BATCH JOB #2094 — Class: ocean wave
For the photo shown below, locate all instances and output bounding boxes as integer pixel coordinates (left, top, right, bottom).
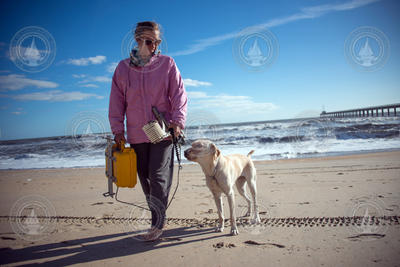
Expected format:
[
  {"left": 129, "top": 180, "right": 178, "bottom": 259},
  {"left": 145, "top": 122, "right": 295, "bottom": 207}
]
[{"left": 1, "top": 116, "right": 399, "bottom": 169}]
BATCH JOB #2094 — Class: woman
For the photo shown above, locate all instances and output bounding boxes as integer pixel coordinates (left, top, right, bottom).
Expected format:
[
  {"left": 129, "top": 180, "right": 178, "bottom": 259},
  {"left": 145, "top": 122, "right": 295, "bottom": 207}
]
[{"left": 108, "top": 21, "right": 187, "bottom": 241}]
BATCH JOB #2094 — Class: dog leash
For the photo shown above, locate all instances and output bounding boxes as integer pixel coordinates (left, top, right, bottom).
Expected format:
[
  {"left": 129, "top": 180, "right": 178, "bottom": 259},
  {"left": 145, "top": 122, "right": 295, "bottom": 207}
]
[{"left": 115, "top": 131, "right": 182, "bottom": 211}]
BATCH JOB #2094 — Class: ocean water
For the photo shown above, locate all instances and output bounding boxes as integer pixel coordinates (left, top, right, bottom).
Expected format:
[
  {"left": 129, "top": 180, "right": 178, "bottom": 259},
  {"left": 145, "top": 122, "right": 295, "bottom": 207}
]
[{"left": 0, "top": 116, "right": 399, "bottom": 170}]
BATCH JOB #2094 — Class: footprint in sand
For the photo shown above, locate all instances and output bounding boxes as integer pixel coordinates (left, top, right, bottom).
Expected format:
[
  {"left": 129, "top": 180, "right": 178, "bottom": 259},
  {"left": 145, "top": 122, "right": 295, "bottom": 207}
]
[
  {"left": 91, "top": 202, "right": 114, "bottom": 206},
  {"left": 347, "top": 233, "right": 385, "bottom": 241},
  {"left": 244, "top": 240, "right": 285, "bottom": 248},
  {"left": 213, "top": 242, "right": 236, "bottom": 249},
  {"left": 1, "top": 236, "right": 16, "bottom": 240}
]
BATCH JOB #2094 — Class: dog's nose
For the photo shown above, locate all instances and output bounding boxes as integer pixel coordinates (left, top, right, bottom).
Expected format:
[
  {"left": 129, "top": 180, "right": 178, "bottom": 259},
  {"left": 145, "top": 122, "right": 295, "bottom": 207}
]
[{"left": 184, "top": 149, "right": 193, "bottom": 159}]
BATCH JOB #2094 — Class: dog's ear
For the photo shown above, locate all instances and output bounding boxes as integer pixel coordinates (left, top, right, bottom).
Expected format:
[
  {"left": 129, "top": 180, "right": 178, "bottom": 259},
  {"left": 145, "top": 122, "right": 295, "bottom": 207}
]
[{"left": 210, "top": 143, "right": 220, "bottom": 158}]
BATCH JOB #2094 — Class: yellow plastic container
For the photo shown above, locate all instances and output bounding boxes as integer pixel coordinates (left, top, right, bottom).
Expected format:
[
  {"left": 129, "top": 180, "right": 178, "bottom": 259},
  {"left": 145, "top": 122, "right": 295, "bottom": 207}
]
[{"left": 105, "top": 141, "right": 137, "bottom": 188}]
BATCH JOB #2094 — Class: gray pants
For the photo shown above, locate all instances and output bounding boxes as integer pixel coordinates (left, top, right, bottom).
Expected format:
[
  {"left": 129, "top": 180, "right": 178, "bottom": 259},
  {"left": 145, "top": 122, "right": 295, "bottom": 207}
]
[{"left": 130, "top": 140, "right": 174, "bottom": 229}]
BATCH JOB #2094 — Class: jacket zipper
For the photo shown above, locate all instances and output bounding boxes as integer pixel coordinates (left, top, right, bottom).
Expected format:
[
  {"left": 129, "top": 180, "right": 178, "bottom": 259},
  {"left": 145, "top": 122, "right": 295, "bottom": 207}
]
[{"left": 141, "top": 68, "right": 149, "bottom": 124}]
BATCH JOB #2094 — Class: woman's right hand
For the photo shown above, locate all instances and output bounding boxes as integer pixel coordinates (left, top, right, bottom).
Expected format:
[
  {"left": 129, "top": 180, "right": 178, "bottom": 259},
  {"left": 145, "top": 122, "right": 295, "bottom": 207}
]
[{"left": 114, "top": 133, "right": 126, "bottom": 145}]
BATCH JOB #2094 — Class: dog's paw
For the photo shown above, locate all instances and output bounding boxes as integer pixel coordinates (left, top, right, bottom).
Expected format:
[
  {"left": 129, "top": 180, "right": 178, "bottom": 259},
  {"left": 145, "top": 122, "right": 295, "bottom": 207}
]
[
  {"left": 230, "top": 228, "right": 239, "bottom": 236},
  {"left": 215, "top": 226, "right": 224, "bottom": 232}
]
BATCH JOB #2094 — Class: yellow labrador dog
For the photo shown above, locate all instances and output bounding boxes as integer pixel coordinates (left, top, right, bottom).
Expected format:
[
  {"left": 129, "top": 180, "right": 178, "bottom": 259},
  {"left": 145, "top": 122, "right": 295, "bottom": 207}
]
[{"left": 184, "top": 139, "right": 260, "bottom": 235}]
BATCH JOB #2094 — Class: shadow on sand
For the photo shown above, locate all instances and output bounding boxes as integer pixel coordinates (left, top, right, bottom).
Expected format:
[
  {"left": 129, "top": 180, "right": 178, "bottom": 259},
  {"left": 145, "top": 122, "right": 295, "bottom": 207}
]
[{"left": 0, "top": 226, "right": 227, "bottom": 266}]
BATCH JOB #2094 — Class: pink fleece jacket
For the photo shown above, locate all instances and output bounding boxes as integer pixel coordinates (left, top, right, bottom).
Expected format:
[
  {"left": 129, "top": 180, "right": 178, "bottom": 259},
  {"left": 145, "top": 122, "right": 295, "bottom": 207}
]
[{"left": 108, "top": 54, "right": 187, "bottom": 144}]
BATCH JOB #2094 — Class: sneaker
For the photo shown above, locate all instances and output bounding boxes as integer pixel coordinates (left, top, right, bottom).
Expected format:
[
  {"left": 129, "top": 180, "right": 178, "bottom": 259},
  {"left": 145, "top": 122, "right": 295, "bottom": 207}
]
[
  {"left": 142, "top": 228, "right": 163, "bottom": 241},
  {"left": 146, "top": 226, "right": 157, "bottom": 233}
]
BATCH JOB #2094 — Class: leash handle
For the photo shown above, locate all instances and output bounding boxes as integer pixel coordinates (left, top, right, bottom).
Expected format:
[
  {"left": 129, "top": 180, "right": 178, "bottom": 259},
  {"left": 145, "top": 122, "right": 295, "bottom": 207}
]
[{"left": 169, "top": 128, "right": 182, "bottom": 170}]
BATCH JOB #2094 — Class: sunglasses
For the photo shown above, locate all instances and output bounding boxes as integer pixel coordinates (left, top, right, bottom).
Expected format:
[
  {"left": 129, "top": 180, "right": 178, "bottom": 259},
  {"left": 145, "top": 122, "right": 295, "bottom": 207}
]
[{"left": 137, "top": 38, "right": 160, "bottom": 46}]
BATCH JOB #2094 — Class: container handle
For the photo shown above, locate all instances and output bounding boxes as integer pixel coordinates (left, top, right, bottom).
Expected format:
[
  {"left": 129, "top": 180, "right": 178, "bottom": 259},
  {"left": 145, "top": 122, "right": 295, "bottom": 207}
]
[{"left": 118, "top": 140, "right": 125, "bottom": 152}]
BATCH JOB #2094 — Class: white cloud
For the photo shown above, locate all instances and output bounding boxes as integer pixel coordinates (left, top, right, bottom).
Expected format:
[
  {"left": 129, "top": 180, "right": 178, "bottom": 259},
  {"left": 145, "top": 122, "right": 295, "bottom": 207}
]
[
  {"left": 91, "top": 76, "right": 111, "bottom": 83},
  {"left": 169, "top": 0, "right": 380, "bottom": 56},
  {"left": 80, "top": 83, "right": 99, "bottom": 88},
  {"left": 66, "top": 55, "right": 106, "bottom": 66},
  {"left": 73, "top": 74, "right": 112, "bottom": 88},
  {"left": 0, "top": 74, "right": 58, "bottom": 91},
  {"left": 72, "top": 74, "right": 86, "bottom": 78},
  {"left": 300, "top": 0, "right": 378, "bottom": 15},
  {"left": 107, "top": 62, "right": 119, "bottom": 73},
  {"left": 187, "top": 91, "right": 209, "bottom": 99},
  {"left": 188, "top": 90, "right": 278, "bottom": 115},
  {"left": 78, "top": 75, "right": 111, "bottom": 84},
  {"left": 8, "top": 90, "right": 104, "bottom": 101},
  {"left": 11, "top": 111, "right": 24, "bottom": 115},
  {"left": 183, "top": 78, "right": 212, "bottom": 87}
]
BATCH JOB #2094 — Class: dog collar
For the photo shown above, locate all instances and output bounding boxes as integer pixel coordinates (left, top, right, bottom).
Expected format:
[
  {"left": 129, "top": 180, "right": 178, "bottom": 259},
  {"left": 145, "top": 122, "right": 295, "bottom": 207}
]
[{"left": 210, "top": 156, "right": 221, "bottom": 179}]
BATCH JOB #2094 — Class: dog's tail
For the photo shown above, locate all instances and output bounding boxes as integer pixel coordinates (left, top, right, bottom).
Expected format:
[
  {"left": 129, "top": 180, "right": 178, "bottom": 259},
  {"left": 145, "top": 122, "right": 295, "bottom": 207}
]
[{"left": 247, "top": 150, "right": 255, "bottom": 157}]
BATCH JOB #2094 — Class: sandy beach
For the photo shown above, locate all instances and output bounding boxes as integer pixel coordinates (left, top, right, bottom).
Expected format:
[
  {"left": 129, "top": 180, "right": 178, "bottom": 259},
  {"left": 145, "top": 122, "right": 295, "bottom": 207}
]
[{"left": 0, "top": 150, "right": 399, "bottom": 266}]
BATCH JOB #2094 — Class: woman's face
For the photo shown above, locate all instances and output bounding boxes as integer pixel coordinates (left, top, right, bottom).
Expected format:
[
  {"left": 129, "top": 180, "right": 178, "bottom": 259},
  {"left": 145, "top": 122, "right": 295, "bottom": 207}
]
[{"left": 135, "top": 30, "right": 160, "bottom": 57}]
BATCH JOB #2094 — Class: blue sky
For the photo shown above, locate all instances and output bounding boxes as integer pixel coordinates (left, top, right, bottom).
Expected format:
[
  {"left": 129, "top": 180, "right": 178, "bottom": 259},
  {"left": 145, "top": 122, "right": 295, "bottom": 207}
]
[{"left": 0, "top": 0, "right": 399, "bottom": 140}]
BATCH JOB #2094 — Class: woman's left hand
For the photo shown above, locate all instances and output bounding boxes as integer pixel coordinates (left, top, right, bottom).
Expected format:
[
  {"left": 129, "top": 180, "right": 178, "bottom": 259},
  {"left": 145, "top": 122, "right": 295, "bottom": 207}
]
[{"left": 169, "top": 123, "right": 181, "bottom": 137}]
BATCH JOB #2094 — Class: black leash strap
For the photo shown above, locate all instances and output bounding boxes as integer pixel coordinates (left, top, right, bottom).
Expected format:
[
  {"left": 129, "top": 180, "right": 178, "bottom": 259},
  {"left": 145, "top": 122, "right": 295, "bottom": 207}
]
[
  {"left": 166, "top": 129, "right": 183, "bottom": 209},
  {"left": 115, "top": 130, "right": 182, "bottom": 211}
]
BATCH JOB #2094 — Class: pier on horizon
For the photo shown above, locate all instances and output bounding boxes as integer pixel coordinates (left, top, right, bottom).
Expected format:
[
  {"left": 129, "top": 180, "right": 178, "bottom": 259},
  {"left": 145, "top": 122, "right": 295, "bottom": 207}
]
[{"left": 320, "top": 103, "right": 400, "bottom": 118}]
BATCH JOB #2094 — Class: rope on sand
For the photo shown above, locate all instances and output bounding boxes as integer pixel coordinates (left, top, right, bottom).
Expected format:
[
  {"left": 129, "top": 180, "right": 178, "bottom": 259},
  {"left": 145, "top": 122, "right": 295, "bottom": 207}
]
[{"left": 0, "top": 215, "right": 399, "bottom": 228}]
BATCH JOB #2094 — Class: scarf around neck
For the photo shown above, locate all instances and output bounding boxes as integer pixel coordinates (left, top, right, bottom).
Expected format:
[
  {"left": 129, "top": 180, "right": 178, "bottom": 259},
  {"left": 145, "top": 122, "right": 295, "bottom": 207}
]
[{"left": 129, "top": 48, "right": 155, "bottom": 67}]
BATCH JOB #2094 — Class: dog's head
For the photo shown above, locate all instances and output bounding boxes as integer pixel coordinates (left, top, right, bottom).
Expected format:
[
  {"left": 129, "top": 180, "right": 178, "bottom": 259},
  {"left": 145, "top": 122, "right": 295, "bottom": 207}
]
[{"left": 184, "top": 139, "right": 220, "bottom": 163}]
